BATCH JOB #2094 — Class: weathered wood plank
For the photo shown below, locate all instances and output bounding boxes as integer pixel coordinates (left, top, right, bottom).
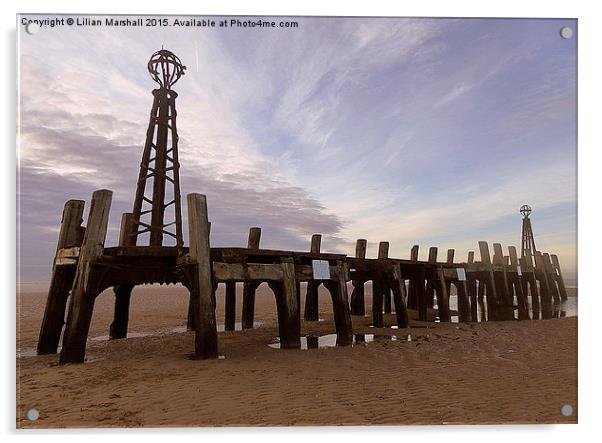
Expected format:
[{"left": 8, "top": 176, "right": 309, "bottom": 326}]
[
  {"left": 508, "top": 245, "right": 529, "bottom": 320},
  {"left": 269, "top": 260, "right": 300, "bottom": 348},
  {"left": 350, "top": 239, "right": 367, "bottom": 315},
  {"left": 304, "top": 234, "right": 322, "bottom": 321},
  {"left": 38, "top": 200, "right": 85, "bottom": 355},
  {"left": 242, "top": 227, "right": 261, "bottom": 329},
  {"left": 551, "top": 254, "right": 568, "bottom": 302},
  {"left": 60, "top": 190, "right": 112, "bottom": 364},
  {"left": 478, "top": 241, "right": 498, "bottom": 321},
  {"left": 187, "top": 193, "right": 218, "bottom": 359},
  {"left": 324, "top": 261, "right": 353, "bottom": 345},
  {"left": 407, "top": 245, "right": 419, "bottom": 310}
]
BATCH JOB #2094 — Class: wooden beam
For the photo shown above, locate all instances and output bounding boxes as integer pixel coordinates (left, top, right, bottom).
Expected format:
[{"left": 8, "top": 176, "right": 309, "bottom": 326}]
[
  {"left": 38, "top": 200, "right": 85, "bottom": 355},
  {"left": 60, "top": 190, "right": 112, "bottom": 364},
  {"left": 187, "top": 193, "right": 218, "bottom": 359}
]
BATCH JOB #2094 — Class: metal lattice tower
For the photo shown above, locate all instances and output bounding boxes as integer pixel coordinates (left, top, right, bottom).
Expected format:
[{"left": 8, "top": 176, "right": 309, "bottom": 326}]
[
  {"left": 130, "top": 49, "right": 186, "bottom": 249},
  {"left": 520, "top": 204, "right": 537, "bottom": 257}
]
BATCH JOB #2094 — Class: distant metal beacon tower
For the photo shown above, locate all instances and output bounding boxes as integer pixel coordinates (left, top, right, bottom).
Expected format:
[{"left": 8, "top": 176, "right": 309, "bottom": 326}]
[
  {"left": 130, "top": 49, "right": 187, "bottom": 249},
  {"left": 520, "top": 204, "right": 536, "bottom": 258}
]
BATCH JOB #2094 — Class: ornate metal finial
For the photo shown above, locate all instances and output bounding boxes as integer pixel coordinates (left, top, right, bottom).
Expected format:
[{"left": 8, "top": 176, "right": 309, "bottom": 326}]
[
  {"left": 520, "top": 204, "right": 532, "bottom": 219},
  {"left": 147, "top": 49, "right": 186, "bottom": 89}
]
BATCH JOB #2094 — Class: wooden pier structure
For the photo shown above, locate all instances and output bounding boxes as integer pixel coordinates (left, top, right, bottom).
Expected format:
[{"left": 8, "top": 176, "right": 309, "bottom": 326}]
[{"left": 36, "top": 49, "right": 570, "bottom": 364}]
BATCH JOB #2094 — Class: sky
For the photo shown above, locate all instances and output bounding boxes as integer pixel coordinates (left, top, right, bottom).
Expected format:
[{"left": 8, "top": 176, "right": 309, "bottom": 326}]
[{"left": 17, "top": 16, "right": 577, "bottom": 285}]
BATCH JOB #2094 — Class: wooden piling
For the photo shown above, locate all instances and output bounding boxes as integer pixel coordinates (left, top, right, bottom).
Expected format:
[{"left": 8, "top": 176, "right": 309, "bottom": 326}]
[
  {"left": 187, "top": 193, "right": 218, "bottom": 359},
  {"left": 304, "top": 234, "right": 322, "bottom": 321},
  {"left": 426, "top": 247, "right": 437, "bottom": 309},
  {"left": 416, "top": 266, "right": 427, "bottom": 322},
  {"left": 478, "top": 241, "right": 499, "bottom": 321},
  {"left": 371, "top": 241, "right": 389, "bottom": 327},
  {"left": 445, "top": 249, "right": 454, "bottom": 297},
  {"left": 324, "top": 261, "right": 353, "bottom": 345},
  {"left": 268, "top": 259, "right": 301, "bottom": 348},
  {"left": 241, "top": 227, "right": 261, "bottom": 329},
  {"left": 109, "top": 284, "right": 134, "bottom": 339},
  {"left": 224, "top": 281, "right": 236, "bottom": 331},
  {"left": 407, "top": 245, "right": 419, "bottom": 310},
  {"left": 350, "top": 239, "right": 367, "bottom": 315},
  {"left": 379, "top": 242, "right": 392, "bottom": 314},
  {"left": 493, "top": 243, "right": 513, "bottom": 320},
  {"left": 109, "top": 213, "right": 137, "bottom": 340},
  {"left": 37, "top": 200, "right": 85, "bottom": 355},
  {"left": 543, "top": 253, "right": 562, "bottom": 304},
  {"left": 534, "top": 251, "right": 553, "bottom": 318},
  {"left": 508, "top": 246, "right": 529, "bottom": 320},
  {"left": 551, "top": 254, "right": 569, "bottom": 302},
  {"left": 466, "top": 251, "right": 478, "bottom": 322},
  {"left": 60, "top": 190, "right": 112, "bottom": 364},
  {"left": 522, "top": 251, "right": 540, "bottom": 319},
  {"left": 391, "top": 265, "right": 410, "bottom": 328}
]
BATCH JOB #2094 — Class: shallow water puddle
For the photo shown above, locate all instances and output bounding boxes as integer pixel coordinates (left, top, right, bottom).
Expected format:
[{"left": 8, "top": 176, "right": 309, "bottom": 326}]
[
  {"left": 91, "top": 321, "right": 264, "bottom": 342},
  {"left": 17, "top": 321, "right": 264, "bottom": 358},
  {"left": 268, "top": 333, "right": 411, "bottom": 350}
]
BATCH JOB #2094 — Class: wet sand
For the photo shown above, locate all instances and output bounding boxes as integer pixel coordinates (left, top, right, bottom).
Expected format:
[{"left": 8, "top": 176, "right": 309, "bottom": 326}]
[{"left": 17, "top": 285, "right": 578, "bottom": 427}]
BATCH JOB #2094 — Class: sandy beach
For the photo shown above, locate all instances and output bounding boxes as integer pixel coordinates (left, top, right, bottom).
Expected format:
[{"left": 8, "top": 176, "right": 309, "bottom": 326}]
[{"left": 16, "top": 285, "right": 578, "bottom": 428}]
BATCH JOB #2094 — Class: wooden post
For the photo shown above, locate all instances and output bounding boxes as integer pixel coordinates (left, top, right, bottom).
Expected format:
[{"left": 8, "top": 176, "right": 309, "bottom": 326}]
[
  {"left": 508, "top": 246, "right": 529, "bottom": 320},
  {"left": 434, "top": 268, "right": 451, "bottom": 322},
  {"left": 37, "top": 200, "right": 85, "bottom": 355},
  {"left": 242, "top": 227, "right": 261, "bottom": 329},
  {"left": 426, "top": 247, "right": 438, "bottom": 309},
  {"left": 304, "top": 234, "right": 322, "bottom": 321},
  {"left": 324, "top": 261, "right": 353, "bottom": 345},
  {"left": 416, "top": 266, "right": 427, "bottom": 322},
  {"left": 391, "top": 265, "right": 410, "bottom": 328},
  {"left": 551, "top": 254, "right": 569, "bottom": 302},
  {"left": 522, "top": 251, "right": 540, "bottom": 320},
  {"left": 493, "top": 243, "right": 513, "bottom": 320},
  {"left": 477, "top": 279, "right": 487, "bottom": 322},
  {"left": 445, "top": 249, "right": 454, "bottom": 296},
  {"left": 467, "top": 251, "right": 478, "bottom": 322},
  {"left": 224, "top": 282, "right": 236, "bottom": 331},
  {"left": 478, "top": 241, "right": 498, "bottom": 321},
  {"left": 60, "top": 190, "right": 112, "bottom": 364},
  {"left": 350, "top": 239, "right": 367, "bottom": 315},
  {"left": 187, "top": 193, "right": 218, "bottom": 359},
  {"left": 379, "top": 242, "right": 392, "bottom": 314},
  {"left": 544, "top": 253, "right": 562, "bottom": 304},
  {"left": 372, "top": 241, "right": 388, "bottom": 327},
  {"left": 407, "top": 245, "right": 419, "bottom": 310},
  {"left": 455, "top": 279, "right": 471, "bottom": 322},
  {"left": 269, "top": 259, "right": 300, "bottom": 348},
  {"left": 109, "top": 284, "right": 134, "bottom": 339},
  {"left": 109, "top": 213, "right": 136, "bottom": 340},
  {"left": 534, "top": 251, "right": 553, "bottom": 318}
]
